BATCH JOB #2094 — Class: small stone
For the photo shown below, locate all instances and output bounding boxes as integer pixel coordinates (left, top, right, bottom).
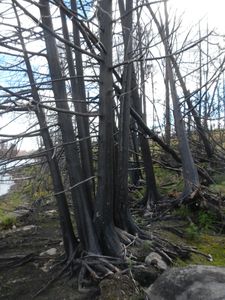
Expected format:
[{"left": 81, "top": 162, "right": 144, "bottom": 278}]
[
  {"left": 41, "top": 265, "right": 49, "bottom": 273},
  {"left": 45, "top": 210, "right": 57, "bottom": 216},
  {"left": 145, "top": 252, "right": 167, "bottom": 271},
  {"left": 22, "top": 225, "right": 37, "bottom": 231},
  {"left": 40, "top": 248, "right": 57, "bottom": 256}
]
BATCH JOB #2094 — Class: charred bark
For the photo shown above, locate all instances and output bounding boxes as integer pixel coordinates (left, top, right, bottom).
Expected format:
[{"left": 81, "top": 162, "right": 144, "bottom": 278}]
[
  {"left": 94, "top": 0, "right": 122, "bottom": 257},
  {"left": 39, "top": 0, "right": 100, "bottom": 254}
]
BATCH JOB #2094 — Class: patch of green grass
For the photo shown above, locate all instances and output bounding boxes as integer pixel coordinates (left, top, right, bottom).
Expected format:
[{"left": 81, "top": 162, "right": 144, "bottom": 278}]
[
  {"left": 0, "top": 215, "right": 16, "bottom": 230},
  {"left": 173, "top": 205, "right": 190, "bottom": 218},
  {"left": 195, "top": 234, "right": 225, "bottom": 266},
  {"left": 175, "top": 234, "right": 225, "bottom": 267},
  {"left": 198, "top": 210, "right": 216, "bottom": 231},
  {"left": 0, "top": 193, "right": 22, "bottom": 223},
  {"left": 154, "top": 165, "right": 183, "bottom": 195},
  {"left": 210, "top": 182, "right": 225, "bottom": 195},
  {"left": 185, "top": 223, "right": 200, "bottom": 241},
  {"left": 173, "top": 206, "right": 216, "bottom": 233},
  {"left": 0, "top": 164, "right": 52, "bottom": 224},
  {"left": 209, "top": 172, "right": 225, "bottom": 195}
]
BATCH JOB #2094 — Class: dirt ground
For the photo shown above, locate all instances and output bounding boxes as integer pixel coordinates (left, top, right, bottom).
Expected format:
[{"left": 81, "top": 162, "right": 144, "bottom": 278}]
[
  {"left": 0, "top": 200, "right": 100, "bottom": 300},
  {"left": 1, "top": 193, "right": 225, "bottom": 300}
]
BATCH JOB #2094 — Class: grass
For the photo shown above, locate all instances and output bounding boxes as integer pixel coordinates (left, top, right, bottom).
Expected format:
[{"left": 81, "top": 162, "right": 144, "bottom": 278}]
[
  {"left": 0, "top": 193, "right": 23, "bottom": 223},
  {"left": 0, "top": 215, "right": 16, "bottom": 230},
  {"left": 0, "top": 164, "right": 52, "bottom": 224},
  {"left": 208, "top": 172, "right": 225, "bottom": 195},
  {"left": 154, "top": 165, "right": 183, "bottom": 195},
  {"left": 174, "top": 233, "right": 225, "bottom": 267}
]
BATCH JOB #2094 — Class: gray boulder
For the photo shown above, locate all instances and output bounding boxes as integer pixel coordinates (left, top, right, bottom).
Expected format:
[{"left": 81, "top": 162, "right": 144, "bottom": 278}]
[{"left": 146, "top": 265, "right": 225, "bottom": 300}]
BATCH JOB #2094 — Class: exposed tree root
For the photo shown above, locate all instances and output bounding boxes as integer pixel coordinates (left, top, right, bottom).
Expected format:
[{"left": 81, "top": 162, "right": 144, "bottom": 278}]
[
  {"left": 31, "top": 225, "right": 202, "bottom": 298},
  {"left": 0, "top": 253, "right": 35, "bottom": 269}
]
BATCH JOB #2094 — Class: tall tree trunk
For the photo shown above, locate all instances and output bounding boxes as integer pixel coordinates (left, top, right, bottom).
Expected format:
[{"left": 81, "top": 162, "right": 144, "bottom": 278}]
[
  {"left": 114, "top": 0, "right": 139, "bottom": 233},
  {"left": 170, "top": 56, "right": 213, "bottom": 158},
  {"left": 164, "top": 0, "right": 171, "bottom": 145},
  {"left": 148, "top": 4, "right": 200, "bottom": 196},
  {"left": 13, "top": 1, "right": 78, "bottom": 258},
  {"left": 168, "top": 62, "right": 200, "bottom": 196},
  {"left": 118, "top": 0, "right": 160, "bottom": 210},
  {"left": 60, "top": 4, "right": 94, "bottom": 208},
  {"left": 166, "top": 4, "right": 212, "bottom": 158},
  {"left": 39, "top": 0, "right": 100, "bottom": 254},
  {"left": 132, "top": 80, "right": 160, "bottom": 206},
  {"left": 94, "top": 0, "right": 122, "bottom": 256}
]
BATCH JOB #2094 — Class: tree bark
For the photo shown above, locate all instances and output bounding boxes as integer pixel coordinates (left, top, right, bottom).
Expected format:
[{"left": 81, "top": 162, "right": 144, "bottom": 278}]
[
  {"left": 94, "top": 0, "right": 122, "bottom": 256},
  {"left": 13, "top": 1, "right": 78, "bottom": 258},
  {"left": 39, "top": 0, "right": 100, "bottom": 254},
  {"left": 147, "top": 4, "right": 200, "bottom": 197}
]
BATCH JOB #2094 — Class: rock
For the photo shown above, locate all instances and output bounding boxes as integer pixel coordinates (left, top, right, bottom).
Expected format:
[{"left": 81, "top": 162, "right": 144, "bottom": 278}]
[
  {"left": 145, "top": 252, "right": 167, "bottom": 271},
  {"left": 132, "top": 265, "right": 160, "bottom": 286},
  {"left": 40, "top": 248, "right": 57, "bottom": 256},
  {"left": 9, "top": 209, "right": 30, "bottom": 219},
  {"left": 146, "top": 265, "right": 225, "bottom": 300},
  {"left": 45, "top": 209, "right": 57, "bottom": 217},
  {"left": 40, "top": 259, "right": 54, "bottom": 272},
  {"left": 21, "top": 225, "right": 37, "bottom": 231},
  {"left": 15, "top": 205, "right": 30, "bottom": 211}
]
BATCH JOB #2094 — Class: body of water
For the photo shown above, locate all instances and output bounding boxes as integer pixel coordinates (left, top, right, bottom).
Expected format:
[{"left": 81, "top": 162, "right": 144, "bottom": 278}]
[
  {"left": 0, "top": 158, "right": 35, "bottom": 196},
  {"left": 0, "top": 173, "right": 14, "bottom": 196}
]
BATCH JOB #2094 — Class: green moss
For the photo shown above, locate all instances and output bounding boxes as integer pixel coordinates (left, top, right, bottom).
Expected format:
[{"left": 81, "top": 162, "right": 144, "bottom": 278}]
[
  {"left": 210, "top": 182, "right": 225, "bottom": 195},
  {"left": 192, "top": 234, "right": 225, "bottom": 266},
  {"left": 174, "top": 234, "right": 225, "bottom": 267}
]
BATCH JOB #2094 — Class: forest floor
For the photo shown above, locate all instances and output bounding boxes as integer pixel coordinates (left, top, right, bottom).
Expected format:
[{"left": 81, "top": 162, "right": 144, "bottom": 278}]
[
  {"left": 0, "top": 196, "right": 98, "bottom": 300},
  {"left": 0, "top": 174, "right": 225, "bottom": 299}
]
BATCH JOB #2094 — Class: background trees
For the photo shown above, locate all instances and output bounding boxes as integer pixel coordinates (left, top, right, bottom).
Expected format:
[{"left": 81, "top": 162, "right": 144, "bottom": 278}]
[{"left": 0, "top": 0, "right": 225, "bottom": 276}]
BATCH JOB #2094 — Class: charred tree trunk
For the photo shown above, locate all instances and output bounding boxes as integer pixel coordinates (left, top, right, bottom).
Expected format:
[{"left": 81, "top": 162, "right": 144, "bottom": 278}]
[
  {"left": 164, "top": 0, "right": 171, "bottom": 146},
  {"left": 132, "top": 82, "right": 160, "bottom": 206},
  {"left": 94, "top": 0, "right": 122, "bottom": 256},
  {"left": 114, "top": 0, "right": 137, "bottom": 233},
  {"left": 148, "top": 4, "right": 200, "bottom": 197},
  {"left": 39, "top": 0, "right": 100, "bottom": 254},
  {"left": 60, "top": 4, "right": 94, "bottom": 208},
  {"left": 170, "top": 56, "right": 213, "bottom": 158},
  {"left": 118, "top": 0, "right": 160, "bottom": 210},
  {"left": 12, "top": 1, "right": 78, "bottom": 258},
  {"left": 169, "top": 64, "right": 200, "bottom": 196}
]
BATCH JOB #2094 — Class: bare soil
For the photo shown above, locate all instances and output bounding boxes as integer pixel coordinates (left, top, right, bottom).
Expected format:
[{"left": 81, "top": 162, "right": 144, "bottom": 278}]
[{"left": 0, "top": 200, "right": 99, "bottom": 300}]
